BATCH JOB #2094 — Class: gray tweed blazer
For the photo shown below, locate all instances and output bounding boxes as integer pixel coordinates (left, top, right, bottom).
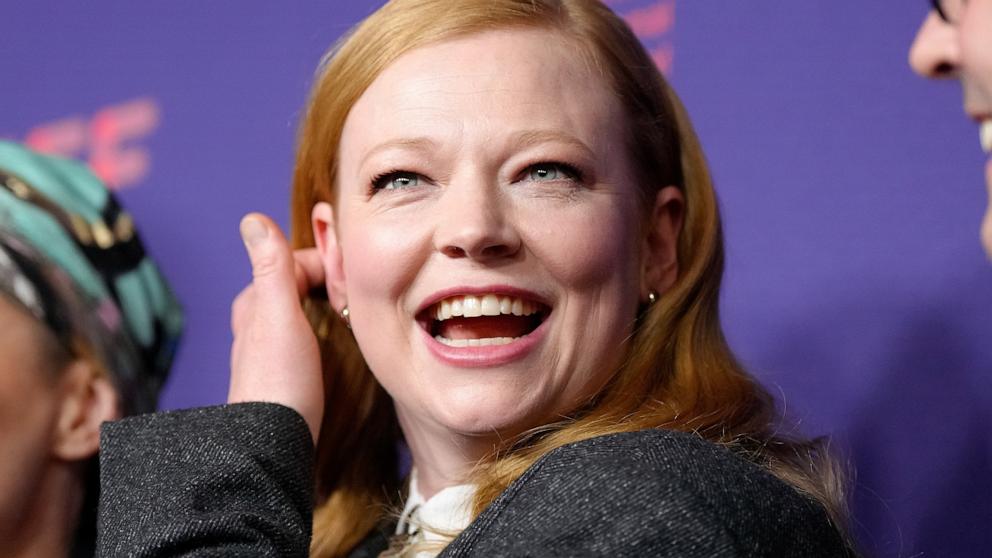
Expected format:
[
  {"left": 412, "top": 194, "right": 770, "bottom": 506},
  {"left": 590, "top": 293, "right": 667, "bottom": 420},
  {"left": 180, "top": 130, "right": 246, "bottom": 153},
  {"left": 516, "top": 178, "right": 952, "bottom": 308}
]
[{"left": 97, "top": 403, "right": 852, "bottom": 557}]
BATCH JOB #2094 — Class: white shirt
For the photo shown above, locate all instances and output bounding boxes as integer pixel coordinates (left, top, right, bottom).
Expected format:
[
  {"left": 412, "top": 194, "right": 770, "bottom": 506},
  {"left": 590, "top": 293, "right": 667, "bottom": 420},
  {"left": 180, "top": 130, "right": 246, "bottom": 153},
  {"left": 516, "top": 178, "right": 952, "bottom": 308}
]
[{"left": 395, "top": 471, "right": 476, "bottom": 557}]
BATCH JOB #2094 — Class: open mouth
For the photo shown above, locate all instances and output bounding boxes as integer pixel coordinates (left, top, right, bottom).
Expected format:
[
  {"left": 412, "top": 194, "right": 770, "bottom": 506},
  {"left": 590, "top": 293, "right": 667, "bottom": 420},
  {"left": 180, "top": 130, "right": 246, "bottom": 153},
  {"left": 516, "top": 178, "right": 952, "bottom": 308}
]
[{"left": 418, "top": 293, "right": 551, "bottom": 348}]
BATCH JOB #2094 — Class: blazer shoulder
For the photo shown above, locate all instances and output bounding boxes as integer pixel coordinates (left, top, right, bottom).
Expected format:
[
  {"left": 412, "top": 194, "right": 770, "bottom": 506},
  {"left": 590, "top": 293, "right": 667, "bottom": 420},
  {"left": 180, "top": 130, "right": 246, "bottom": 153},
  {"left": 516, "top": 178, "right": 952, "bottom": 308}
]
[
  {"left": 546, "top": 429, "right": 843, "bottom": 540},
  {"left": 539, "top": 428, "right": 782, "bottom": 490},
  {"left": 446, "top": 429, "right": 851, "bottom": 557}
]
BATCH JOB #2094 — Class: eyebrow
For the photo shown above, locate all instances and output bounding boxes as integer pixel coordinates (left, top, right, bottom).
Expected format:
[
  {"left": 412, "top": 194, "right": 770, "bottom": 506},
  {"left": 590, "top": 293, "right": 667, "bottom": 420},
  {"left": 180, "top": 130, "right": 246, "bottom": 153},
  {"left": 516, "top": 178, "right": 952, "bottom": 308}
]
[
  {"left": 358, "top": 137, "right": 440, "bottom": 170},
  {"left": 358, "top": 129, "right": 596, "bottom": 169},
  {"left": 509, "top": 130, "right": 595, "bottom": 160}
]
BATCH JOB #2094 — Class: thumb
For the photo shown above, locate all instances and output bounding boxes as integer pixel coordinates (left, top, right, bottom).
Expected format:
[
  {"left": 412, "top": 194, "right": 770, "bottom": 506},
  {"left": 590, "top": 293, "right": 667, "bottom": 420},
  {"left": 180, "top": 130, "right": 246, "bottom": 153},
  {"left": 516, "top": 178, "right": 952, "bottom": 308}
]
[{"left": 239, "top": 213, "right": 298, "bottom": 309}]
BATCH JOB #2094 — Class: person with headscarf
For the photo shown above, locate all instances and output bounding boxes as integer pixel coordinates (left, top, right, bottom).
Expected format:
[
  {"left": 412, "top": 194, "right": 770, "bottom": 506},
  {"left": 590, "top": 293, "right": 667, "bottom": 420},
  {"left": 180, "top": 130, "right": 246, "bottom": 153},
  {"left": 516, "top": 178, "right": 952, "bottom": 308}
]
[{"left": 0, "top": 140, "right": 182, "bottom": 557}]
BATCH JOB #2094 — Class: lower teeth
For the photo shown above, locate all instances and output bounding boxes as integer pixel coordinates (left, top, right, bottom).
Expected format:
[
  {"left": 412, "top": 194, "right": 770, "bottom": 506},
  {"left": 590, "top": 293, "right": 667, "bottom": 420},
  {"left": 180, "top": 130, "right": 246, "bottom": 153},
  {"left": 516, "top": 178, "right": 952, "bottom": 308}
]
[{"left": 435, "top": 335, "right": 518, "bottom": 347}]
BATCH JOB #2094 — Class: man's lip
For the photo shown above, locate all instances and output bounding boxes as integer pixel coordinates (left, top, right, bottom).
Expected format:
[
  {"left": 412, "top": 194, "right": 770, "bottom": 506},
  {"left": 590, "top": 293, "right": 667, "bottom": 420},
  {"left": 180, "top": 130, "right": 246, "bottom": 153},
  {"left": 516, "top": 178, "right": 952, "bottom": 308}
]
[{"left": 415, "top": 285, "right": 551, "bottom": 316}]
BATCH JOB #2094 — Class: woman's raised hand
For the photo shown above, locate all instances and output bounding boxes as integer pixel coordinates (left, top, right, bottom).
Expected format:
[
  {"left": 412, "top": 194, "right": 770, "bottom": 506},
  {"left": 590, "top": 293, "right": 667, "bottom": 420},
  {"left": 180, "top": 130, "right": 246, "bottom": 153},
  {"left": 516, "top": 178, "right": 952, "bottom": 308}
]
[{"left": 229, "top": 213, "right": 324, "bottom": 443}]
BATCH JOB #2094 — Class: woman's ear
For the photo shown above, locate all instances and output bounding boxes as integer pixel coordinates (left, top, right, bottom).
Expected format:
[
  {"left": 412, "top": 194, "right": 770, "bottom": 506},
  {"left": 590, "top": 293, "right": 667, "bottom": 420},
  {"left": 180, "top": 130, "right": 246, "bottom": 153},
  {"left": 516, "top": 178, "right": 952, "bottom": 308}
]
[
  {"left": 641, "top": 185, "right": 685, "bottom": 298},
  {"left": 311, "top": 202, "right": 348, "bottom": 313},
  {"left": 51, "top": 359, "right": 119, "bottom": 462}
]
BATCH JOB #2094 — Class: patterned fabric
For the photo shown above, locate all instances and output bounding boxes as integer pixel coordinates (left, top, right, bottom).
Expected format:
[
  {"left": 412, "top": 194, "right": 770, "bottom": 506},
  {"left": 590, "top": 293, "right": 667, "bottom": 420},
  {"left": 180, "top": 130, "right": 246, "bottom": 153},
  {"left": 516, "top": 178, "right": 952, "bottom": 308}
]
[
  {"left": 0, "top": 140, "right": 182, "bottom": 414},
  {"left": 0, "top": 238, "right": 48, "bottom": 322}
]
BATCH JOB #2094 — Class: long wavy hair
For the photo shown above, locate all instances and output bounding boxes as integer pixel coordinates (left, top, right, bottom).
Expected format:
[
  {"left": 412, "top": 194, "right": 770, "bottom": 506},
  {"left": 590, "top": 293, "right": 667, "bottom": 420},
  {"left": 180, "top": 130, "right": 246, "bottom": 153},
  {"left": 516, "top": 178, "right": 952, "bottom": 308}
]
[{"left": 290, "top": 1, "right": 848, "bottom": 555}]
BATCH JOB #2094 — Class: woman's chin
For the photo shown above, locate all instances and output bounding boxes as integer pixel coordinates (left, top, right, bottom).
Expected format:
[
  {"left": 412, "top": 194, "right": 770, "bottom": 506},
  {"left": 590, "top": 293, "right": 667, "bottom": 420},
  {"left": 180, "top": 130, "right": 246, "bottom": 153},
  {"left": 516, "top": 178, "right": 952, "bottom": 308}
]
[{"left": 426, "top": 388, "right": 550, "bottom": 441}]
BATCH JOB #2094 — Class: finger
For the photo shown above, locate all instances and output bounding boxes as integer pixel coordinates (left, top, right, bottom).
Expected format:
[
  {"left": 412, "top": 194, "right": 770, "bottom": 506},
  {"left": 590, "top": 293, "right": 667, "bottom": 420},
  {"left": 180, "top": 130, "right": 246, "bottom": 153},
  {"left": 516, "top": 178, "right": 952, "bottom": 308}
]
[
  {"left": 293, "top": 248, "right": 326, "bottom": 298},
  {"left": 239, "top": 213, "right": 299, "bottom": 312}
]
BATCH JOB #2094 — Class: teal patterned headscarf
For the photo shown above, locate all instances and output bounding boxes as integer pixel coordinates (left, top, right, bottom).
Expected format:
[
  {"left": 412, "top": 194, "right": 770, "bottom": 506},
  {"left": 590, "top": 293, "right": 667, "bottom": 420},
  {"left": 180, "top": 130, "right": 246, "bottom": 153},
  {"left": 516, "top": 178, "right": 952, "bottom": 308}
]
[{"left": 0, "top": 140, "right": 182, "bottom": 414}]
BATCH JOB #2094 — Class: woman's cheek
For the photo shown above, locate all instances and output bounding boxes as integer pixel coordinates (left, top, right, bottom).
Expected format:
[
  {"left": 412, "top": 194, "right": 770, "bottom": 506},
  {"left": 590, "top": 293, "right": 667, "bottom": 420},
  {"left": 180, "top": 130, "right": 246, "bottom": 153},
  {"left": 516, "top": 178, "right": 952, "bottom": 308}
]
[
  {"left": 341, "top": 215, "right": 428, "bottom": 304},
  {"left": 339, "top": 217, "right": 430, "bottom": 390},
  {"left": 525, "top": 203, "right": 638, "bottom": 289}
]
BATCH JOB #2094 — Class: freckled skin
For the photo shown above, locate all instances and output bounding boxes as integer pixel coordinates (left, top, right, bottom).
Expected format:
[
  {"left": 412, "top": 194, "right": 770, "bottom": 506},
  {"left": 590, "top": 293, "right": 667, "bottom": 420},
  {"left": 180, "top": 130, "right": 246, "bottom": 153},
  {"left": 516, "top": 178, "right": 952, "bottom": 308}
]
[
  {"left": 910, "top": 1, "right": 992, "bottom": 256},
  {"left": 325, "top": 29, "right": 655, "bottom": 491}
]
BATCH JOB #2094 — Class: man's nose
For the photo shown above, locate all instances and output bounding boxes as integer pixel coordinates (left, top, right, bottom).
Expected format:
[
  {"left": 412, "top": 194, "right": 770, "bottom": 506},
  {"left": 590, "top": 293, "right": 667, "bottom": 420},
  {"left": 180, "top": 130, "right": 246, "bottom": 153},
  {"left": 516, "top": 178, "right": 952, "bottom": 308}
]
[{"left": 909, "top": 11, "right": 961, "bottom": 79}]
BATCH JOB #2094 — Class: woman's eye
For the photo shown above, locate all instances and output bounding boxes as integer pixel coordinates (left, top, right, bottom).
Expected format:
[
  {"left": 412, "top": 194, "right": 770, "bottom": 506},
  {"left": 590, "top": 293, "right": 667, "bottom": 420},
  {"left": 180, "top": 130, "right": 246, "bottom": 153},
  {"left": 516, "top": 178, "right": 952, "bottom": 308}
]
[
  {"left": 372, "top": 171, "right": 421, "bottom": 191},
  {"left": 525, "top": 163, "right": 580, "bottom": 183}
]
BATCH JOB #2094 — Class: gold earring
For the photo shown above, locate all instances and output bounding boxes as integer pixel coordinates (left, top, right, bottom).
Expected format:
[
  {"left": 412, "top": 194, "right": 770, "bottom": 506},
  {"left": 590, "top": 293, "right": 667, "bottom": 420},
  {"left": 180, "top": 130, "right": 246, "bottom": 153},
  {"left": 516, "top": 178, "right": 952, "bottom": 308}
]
[
  {"left": 647, "top": 291, "right": 658, "bottom": 305},
  {"left": 341, "top": 306, "right": 351, "bottom": 328}
]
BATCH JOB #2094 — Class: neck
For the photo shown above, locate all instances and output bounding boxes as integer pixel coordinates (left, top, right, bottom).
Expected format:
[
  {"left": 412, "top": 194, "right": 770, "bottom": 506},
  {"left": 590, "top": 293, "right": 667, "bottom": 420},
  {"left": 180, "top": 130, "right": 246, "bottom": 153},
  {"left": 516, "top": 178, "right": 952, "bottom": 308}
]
[
  {"left": 0, "top": 461, "right": 83, "bottom": 558},
  {"left": 397, "top": 409, "right": 499, "bottom": 500}
]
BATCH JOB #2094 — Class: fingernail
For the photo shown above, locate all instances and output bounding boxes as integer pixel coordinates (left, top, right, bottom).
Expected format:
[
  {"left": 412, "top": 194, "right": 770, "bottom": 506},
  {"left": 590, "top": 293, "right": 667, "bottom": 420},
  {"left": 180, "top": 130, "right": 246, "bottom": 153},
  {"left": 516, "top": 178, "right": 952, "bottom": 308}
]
[{"left": 240, "top": 216, "right": 268, "bottom": 247}]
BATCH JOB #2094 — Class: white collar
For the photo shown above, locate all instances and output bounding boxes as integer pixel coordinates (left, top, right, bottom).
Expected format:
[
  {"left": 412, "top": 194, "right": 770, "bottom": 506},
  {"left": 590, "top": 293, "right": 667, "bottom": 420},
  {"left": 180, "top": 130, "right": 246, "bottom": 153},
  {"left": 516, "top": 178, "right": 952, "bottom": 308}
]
[{"left": 396, "top": 470, "right": 476, "bottom": 546}]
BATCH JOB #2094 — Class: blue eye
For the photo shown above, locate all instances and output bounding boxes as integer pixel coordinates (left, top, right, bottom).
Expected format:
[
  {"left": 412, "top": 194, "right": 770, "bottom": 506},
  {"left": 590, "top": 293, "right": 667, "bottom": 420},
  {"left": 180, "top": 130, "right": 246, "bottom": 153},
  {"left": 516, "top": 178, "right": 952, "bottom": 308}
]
[
  {"left": 526, "top": 163, "right": 580, "bottom": 182},
  {"left": 371, "top": 171, "right": 421, "bottom": 191}
]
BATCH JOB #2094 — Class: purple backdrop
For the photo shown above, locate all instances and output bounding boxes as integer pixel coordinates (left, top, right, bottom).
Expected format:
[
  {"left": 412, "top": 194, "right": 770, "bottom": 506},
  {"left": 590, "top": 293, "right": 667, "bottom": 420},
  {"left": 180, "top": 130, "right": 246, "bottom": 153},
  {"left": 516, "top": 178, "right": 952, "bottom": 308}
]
[{"left": 4, "top": 1, "right": 990, "bottom": 555}]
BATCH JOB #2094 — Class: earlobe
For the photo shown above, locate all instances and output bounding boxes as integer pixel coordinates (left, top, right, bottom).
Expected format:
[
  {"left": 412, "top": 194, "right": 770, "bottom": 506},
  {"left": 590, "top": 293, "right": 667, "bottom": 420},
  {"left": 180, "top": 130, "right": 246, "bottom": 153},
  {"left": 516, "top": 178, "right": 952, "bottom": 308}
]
[
  {"left": 311, "top": 202, "right": 348, "bottom": 313},
  {"left": 51, "top": 359, "right": 120, "bottom": 462},
  {"left": 641, "top": 185, "right": 684, "bottom": 299}
]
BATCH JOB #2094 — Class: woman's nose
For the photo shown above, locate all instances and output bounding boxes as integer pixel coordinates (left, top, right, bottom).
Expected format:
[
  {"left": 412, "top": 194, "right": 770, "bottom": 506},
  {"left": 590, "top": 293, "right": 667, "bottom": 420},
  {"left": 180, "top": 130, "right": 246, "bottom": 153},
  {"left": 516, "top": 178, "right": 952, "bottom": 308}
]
[
  {"left": 433, "top": 183, "right": 522, "bottom": 261},
  {"left": 909, "top": 11, "right": 961, "bottom": 79}
]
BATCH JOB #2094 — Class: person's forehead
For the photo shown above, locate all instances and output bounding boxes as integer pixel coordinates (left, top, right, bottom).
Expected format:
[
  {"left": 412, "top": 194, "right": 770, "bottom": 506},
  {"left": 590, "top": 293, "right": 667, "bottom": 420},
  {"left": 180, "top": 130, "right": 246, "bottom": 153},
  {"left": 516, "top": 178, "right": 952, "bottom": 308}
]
[{"left": 344, "top": 28, "right": 621, "bottom": 141}]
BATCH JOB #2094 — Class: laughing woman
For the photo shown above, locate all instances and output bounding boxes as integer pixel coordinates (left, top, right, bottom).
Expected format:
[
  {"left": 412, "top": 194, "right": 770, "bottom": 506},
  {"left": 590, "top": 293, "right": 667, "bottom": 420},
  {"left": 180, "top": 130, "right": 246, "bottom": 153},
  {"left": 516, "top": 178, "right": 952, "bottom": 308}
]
[{"left": 98, "top": 1, "right": 854, "bottom": 556}]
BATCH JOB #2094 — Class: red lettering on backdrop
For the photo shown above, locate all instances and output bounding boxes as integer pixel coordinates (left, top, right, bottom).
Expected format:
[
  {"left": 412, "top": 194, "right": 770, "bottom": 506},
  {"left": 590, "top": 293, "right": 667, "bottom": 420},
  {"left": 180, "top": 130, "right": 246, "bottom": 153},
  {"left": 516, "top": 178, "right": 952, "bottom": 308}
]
[
  {"left": 612, "top": 0, "right": 676, "bottom": 75},
  {"left": 90, "top": 99, "right": 159, "bottom": 189},
  {"left": 625, "top": 1, "right": 674, "bottom": 36},
  {"left": 24, "top": 118, "right": 87, "bottom": 157},
  {"left": 23, "top": 97, "right": 160, "bottom": 190}
]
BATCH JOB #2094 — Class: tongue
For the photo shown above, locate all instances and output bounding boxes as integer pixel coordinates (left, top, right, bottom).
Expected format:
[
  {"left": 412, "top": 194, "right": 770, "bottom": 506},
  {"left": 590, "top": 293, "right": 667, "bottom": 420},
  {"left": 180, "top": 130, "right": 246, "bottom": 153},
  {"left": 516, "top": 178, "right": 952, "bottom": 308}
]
[{"left": 437, "top": 315, "right": 536, "bottom": 340}]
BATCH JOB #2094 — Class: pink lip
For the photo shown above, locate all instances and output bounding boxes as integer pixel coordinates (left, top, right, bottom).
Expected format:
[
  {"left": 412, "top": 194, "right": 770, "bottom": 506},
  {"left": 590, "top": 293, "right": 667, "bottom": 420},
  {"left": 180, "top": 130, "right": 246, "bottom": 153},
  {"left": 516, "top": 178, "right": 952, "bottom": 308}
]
[
  {"left": 420, "top": 312, "right": 550, "bottom": 368},
  {"left": 415, "top": 284, "right": 551, "bottom": 316}
]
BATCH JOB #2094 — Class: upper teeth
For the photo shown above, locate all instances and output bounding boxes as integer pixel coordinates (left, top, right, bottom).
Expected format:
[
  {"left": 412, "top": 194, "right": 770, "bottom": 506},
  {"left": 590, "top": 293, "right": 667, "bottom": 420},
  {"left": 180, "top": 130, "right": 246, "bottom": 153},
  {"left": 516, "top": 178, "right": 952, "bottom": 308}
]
[
  {"left": 982, "top": 121, "right": 992, "bottom": 154},
  {"left": 433, "top": 294, "right": 540, "bottom": 321}
]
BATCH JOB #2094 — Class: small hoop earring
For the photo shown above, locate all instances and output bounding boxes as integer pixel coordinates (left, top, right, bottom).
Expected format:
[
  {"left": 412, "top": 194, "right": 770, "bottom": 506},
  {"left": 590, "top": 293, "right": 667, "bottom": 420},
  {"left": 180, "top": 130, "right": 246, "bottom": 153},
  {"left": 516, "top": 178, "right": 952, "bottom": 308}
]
[
  {"left": 341, "top": 306, "right": 351, "bottom": 329},
  {"left": 647, "top": 291, "right": 658, "bottom": 305}
]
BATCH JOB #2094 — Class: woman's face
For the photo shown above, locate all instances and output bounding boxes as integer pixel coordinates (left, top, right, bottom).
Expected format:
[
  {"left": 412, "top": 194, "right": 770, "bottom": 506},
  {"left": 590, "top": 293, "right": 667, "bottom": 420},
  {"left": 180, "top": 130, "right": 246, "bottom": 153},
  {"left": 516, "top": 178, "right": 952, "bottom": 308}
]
[{"left": 320, "top": 28, "right": 674, "bottom": 446}]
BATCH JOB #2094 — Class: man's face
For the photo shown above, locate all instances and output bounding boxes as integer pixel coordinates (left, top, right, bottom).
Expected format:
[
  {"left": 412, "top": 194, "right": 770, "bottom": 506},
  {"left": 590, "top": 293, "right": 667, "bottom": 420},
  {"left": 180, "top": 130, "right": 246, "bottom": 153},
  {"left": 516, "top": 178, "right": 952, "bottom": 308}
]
[{"left": 910, "top": 1, "right": 992, "bottom": 257}]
